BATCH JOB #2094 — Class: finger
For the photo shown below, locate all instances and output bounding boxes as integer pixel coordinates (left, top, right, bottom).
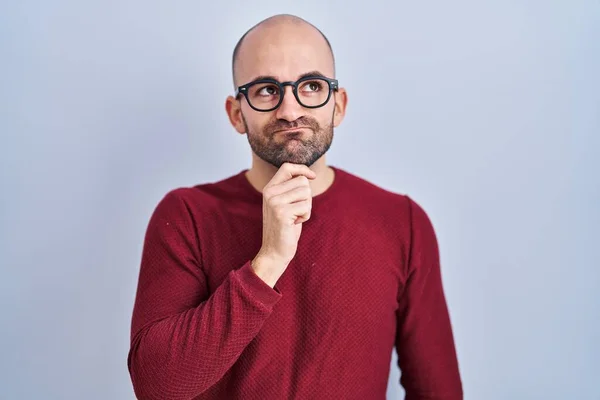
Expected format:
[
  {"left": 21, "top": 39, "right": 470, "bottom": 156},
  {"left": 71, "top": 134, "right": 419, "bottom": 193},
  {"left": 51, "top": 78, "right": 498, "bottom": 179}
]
[
  {"left": 270, "top": 185, "right": 312, "bottom": 205},
  {"left": 266, "top": 175, "right": 311, "bottom": 197},
  {"left": 288, "top": 199, "right": 311, "bottom": 224},
  {"left": 268, "top": 162, "right": 317, "bottom": 187}
]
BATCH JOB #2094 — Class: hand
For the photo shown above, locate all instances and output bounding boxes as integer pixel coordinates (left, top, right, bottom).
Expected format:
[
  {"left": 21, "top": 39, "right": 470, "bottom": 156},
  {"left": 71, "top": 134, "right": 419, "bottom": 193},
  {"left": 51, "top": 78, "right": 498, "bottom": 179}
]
[{"left": 251, "top": 162, "right": 317, "bottom": 287}]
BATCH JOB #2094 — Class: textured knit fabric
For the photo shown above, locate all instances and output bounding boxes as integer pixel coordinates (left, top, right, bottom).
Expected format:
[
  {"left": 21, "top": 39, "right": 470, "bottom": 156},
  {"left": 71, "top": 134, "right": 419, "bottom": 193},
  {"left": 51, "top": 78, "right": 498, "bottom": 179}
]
[{"left": 127, "top": 165, "right": 463, "bottom": 400}]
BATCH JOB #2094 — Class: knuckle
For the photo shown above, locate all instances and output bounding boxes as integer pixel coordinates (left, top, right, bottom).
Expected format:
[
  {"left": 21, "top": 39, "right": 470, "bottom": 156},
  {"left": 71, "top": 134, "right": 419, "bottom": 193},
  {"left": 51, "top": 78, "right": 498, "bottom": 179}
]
[
  {"left": 266, "top": 194, "right": 279, "bottom": 206},
  {"left": 274, "top": 205, "right": 286, "bottom": 219}
]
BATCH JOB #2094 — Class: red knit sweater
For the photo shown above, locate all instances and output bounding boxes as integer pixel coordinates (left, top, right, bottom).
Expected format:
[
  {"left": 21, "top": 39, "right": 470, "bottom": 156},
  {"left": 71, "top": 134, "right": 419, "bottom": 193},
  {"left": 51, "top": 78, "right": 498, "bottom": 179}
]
[{"left": 127, "top": 166, "right": 462, "bottom": 400}]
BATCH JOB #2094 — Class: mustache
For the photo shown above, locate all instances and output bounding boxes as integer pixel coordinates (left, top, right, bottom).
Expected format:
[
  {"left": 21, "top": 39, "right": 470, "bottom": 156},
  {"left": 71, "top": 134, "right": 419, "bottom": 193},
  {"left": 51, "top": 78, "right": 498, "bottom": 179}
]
[{"left": 265, "top": 117, "right": 321, "bottom": 135}]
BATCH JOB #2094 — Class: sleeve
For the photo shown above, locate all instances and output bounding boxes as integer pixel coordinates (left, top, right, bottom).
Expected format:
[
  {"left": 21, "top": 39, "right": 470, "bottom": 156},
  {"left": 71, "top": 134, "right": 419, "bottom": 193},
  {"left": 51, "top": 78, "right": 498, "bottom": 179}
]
[
  {"left": 395, "top": 196, "right": 463, "bottom": 400},
  {"left": 127, "top": 189, "right": 282, "bottom": 400}
]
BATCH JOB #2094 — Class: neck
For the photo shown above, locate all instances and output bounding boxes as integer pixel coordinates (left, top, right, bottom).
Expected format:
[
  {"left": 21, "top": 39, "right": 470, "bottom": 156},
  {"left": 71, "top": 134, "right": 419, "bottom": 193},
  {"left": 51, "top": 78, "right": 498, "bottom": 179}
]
[{"left": 245, "top": 154, "right": 335, "bottom": 196}]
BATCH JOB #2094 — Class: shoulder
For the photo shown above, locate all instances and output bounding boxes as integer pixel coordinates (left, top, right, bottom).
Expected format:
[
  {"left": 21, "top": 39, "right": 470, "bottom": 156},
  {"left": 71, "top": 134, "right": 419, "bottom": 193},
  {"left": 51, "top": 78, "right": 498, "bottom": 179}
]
[
  {"left": 149, "top": 171, "right": 243, "bottom": 221},
  {"left": 334, "top": 165, "right": 435, "bottom": 227},
  {"left": 334, "top": 166, "right": 411, "bottom": 211}
]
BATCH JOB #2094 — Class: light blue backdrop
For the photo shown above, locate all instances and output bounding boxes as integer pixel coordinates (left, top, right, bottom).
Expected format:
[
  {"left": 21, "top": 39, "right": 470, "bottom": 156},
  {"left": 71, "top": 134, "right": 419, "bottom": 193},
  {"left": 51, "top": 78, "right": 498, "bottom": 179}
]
[{"left": 1, "top": 1, "right": 598, "bottom": 399}]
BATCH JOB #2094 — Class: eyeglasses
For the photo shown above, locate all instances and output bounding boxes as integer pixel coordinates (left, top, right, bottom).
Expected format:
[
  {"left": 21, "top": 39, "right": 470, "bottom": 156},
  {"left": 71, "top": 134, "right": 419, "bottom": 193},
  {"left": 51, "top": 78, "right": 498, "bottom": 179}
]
[{"left": 235, "top": 75, "right": 339, "bottom": 112}]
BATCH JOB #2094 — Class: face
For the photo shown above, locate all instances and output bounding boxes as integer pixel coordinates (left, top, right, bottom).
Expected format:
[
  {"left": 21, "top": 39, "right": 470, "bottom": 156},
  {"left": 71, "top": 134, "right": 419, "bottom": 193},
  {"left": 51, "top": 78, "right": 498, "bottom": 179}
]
[
  {"left": 226, "top": 21, "right": 347, "bottom": 168},
  {"left": 241, "top": 99, "right": 334, "bottom": 168}
]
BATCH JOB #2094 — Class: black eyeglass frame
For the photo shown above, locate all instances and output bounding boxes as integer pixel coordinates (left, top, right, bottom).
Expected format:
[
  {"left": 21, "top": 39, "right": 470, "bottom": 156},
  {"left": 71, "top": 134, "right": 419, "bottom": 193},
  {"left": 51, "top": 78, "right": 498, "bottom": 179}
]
[{"left": 235, "top": 75, "right": 339, "bottom": 112}]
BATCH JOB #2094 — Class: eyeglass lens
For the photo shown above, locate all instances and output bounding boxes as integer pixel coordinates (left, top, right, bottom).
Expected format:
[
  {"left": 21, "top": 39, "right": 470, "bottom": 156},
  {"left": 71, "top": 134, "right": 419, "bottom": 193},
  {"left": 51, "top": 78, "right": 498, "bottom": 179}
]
[{"left": 246, "top": 78, "right": 330, "bottom": 110}]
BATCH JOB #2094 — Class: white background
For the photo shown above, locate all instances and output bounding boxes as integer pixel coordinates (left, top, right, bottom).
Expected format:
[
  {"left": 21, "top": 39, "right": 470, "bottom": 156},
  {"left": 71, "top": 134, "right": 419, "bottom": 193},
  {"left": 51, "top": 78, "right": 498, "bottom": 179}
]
[{"left": 1, "top": 1, "right": 598, "bottom": 399}]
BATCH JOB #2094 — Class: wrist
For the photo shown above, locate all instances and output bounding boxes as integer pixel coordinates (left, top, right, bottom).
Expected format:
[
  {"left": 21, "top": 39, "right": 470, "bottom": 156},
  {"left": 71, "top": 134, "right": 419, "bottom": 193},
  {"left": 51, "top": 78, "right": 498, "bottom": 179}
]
[{"left": 251, "top": 253, "right": 285, "bottom": 288}]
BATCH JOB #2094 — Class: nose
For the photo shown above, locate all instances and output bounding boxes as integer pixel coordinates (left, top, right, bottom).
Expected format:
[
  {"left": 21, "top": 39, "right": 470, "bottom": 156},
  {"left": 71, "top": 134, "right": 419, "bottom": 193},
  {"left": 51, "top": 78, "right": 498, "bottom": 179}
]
[{"left": 274, "top": 85, "right": 304, "bottom": 122}]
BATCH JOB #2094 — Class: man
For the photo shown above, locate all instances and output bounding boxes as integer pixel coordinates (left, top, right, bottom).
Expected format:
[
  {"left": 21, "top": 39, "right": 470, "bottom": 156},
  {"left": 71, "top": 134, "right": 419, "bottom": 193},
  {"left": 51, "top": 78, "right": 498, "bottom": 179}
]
[{"left": 127, "top": 14, "right": 463, "bottom": 400}]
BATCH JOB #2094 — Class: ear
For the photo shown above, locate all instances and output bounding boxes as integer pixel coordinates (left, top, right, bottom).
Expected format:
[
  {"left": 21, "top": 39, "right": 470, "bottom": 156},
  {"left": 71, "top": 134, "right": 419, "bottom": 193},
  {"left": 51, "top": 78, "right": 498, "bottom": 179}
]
[
  {"left": 332, "top": 88, "right": 348, "bottom": 128},
  {"left": 225, "top": 95, "right": 247, "bottom": 134}
]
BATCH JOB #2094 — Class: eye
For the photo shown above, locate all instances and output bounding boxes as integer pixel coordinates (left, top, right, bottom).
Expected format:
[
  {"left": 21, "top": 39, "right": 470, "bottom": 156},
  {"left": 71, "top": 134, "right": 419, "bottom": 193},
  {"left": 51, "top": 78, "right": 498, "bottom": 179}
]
[
  {"left": 257, "top": 85, "right": 279, "bottom": 96},
  {"left": 300, "top": 80, "right": 324, "bottom": 93}
]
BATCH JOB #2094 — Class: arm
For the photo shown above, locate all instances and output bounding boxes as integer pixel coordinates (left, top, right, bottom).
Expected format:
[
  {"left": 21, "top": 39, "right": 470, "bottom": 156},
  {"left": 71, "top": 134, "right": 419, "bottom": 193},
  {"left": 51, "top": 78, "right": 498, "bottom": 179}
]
[
  {"left": 127, "top": 190, "right": 282, "bottom": 400},
  {"left": 395, "top": 196, "right": 463, "bottom": 400}
]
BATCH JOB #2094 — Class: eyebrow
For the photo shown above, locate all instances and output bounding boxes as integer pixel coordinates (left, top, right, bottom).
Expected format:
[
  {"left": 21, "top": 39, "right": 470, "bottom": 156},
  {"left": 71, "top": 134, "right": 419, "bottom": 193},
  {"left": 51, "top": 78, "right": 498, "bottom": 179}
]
[{"left": 246, "top": 70, "right": 327, "bottom": 83}]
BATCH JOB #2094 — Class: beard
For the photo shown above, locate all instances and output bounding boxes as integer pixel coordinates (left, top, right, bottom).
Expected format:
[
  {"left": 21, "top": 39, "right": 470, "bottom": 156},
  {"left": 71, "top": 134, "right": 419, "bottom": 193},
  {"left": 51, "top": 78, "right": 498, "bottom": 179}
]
[{"left": 242, "top": 112, "right": 334, "bottom": 168}]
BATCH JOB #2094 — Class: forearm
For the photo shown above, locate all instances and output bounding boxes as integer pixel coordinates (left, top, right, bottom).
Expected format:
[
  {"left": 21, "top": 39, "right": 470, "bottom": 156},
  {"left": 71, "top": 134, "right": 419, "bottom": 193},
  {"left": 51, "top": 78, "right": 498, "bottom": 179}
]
[
  {"left": 128, "top": 261, "right": 281, "bottom": 400},
  {"left": 397, "top": 196, "right": 463, "bottom": 399}
]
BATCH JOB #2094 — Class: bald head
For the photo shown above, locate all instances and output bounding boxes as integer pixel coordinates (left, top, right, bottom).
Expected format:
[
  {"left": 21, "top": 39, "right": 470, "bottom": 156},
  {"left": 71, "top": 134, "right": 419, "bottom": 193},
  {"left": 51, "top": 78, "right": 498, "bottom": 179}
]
[{"left": 231, "top": 14, "right": 335, "bottom": 87}]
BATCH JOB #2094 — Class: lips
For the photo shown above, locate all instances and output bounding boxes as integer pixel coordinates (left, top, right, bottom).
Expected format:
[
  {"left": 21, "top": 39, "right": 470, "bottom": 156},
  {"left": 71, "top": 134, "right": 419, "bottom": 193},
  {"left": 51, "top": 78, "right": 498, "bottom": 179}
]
[{"left": 274, "top": 127, "right": 310, "bottom": 134}]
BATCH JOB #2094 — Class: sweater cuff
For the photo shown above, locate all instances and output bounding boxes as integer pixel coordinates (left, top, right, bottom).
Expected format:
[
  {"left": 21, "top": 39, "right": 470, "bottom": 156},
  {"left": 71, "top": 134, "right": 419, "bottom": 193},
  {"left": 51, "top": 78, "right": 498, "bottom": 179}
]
[{"left": 234, "top": 260, "right": 283, "bottom": 307}]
